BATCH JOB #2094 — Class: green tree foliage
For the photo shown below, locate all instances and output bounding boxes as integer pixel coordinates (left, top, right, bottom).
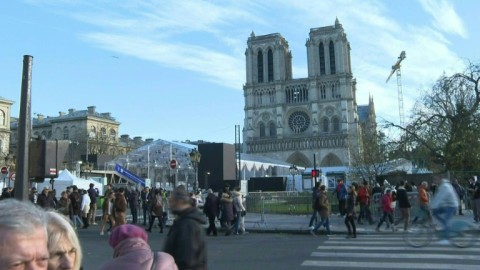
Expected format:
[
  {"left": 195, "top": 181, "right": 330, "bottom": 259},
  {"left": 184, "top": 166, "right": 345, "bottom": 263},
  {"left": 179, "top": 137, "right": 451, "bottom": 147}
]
[{"left": 386, "top": 62, "right": 480, "bottom": 173}]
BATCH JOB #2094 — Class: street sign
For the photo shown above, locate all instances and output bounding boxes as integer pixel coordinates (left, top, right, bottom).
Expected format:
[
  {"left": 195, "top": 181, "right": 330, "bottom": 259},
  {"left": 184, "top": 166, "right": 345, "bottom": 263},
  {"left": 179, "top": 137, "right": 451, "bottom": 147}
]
[
  {"left": 1, "top": 166, "right": 8, "bottom": 175},
  {"left": 170, "top": 159, "right": 177, "bottom": 169}
]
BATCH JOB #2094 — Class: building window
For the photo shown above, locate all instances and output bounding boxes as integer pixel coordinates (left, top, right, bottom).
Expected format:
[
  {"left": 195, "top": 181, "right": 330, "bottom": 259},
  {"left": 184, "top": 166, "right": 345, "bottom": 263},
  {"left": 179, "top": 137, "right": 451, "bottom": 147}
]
[
  {"left": 259, "top": 123, "right": 266, "bottom": 137},
  {"left": 320, "top": 85, "right": 326, "bottom": 100},
  {"left": 269, "top": 122, "right": 276, "bottom": 137},
  {"left": 55, "top": 127, "right": 62, "bottom": 139},
  {"left": 285, "top": 84, "right": 308, "bottom": 104},
  {"left": 329, "top": 41, "right": 336, "bottom": 74},
  {"left": 257, "top": 51, "right": 264, "bottom": 83},
  {"left": 332, "top": 117, "right": 340, "bottom": 132},
  {"left": 109, "top": 129, "right": 116, "bottom": 142},
  {"left": 256, "top": 91, "right": 263, "bottom": 105},
  {"left": 267, "top": 49, "right": 274, "bottom": 82},
  {"left": 100, "top": 127, "right": 107, "bottom": 139},
  {"left": 323, "top": 118, "right": 329, "bottom": 132},
  {"left": 288, "top": 111, "right": 310, "bottom": 134},
  {"left": 63, "top": 127, "right": 69, "bottom": 139},
  {"left": 0, "top": 109, "right": 5, "bottom": 126},
  {"left": 90, "top": 126, "right": 96, "bottom": 137},
  {"left": 319, "top": 42, "right": 325, "bottom": 75}
]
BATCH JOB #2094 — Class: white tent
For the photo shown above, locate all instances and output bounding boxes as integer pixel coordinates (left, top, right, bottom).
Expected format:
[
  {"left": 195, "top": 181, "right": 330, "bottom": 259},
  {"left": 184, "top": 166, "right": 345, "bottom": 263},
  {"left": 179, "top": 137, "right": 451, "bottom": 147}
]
[{"left": 36, "top": 169, "right": 104, "bottom": 198}]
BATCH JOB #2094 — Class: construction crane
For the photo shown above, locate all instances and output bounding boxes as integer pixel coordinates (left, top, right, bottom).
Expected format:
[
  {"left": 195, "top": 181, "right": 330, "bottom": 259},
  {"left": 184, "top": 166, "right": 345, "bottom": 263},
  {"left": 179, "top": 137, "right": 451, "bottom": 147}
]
[{"left": 386, "top": 51, "right": 406, "bottom": 127}]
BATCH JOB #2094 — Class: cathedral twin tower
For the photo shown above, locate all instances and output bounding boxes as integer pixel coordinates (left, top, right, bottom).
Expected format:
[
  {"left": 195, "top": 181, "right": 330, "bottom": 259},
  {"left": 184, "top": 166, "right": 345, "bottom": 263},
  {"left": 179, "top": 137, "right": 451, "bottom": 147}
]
[{"left": 242, "top": 18, "right": 373, "bottom": 168}]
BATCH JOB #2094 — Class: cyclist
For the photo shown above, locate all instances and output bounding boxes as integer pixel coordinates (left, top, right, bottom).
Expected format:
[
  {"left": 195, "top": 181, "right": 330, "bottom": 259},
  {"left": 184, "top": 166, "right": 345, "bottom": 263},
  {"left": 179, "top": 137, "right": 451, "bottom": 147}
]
[{"left": 430, "top": 175, "right": 459, "bottom": 240}]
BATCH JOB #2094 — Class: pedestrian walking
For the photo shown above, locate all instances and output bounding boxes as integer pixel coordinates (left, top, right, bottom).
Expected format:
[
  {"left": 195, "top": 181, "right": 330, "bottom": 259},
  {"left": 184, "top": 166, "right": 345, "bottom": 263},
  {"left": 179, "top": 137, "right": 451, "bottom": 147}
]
[
  {"left": 141, "top": 187, "right": 151, "bottom": 226},
  {"left": 129, "top": 188, "right": 139, "bottom": 224},
  {"left": 81, "top": 189, "right": 91, "bottom": 229},
  {"left": 114, "top": 188, "right": 128, "bottom": 227},
  {"left": 357, "top": 180, "right": 373, "bottom": 225},
  {"left": 100, "top": 191, "right": 116, "bottom": 236},
  {"left": 203, "top": 189, "right": 219, "bottom": 236},
  {"left": 452, "top": 179, "right": 465, "bottom": 215},
  {"left": 411, "top": 181, "right": 431, "bottom": 224},
  {"left": 220, "top": 186, "right": 234, "bottom": 236},
  {"left": 232, "top": 186, "right": 246, "bottom": 235},
  {"left": 394, "top": 180, "right": 411, "bottom": 231},
  {"left": 164, "top": 185, "right": 207, "bottom": 270},
  {"left": 69, "top": 185, "right": 83, "bottom": 229},
  {"left": 335, "top": 179, "right": 347, "bottom": 216},
  {"left": 308, "top": 182, "right": 320, "bottom": 229},
  {"left": 146, "top": 190, "right": 165, "bottom": 233},
  {"left": 310, "top": 185, "right": 331, "bottom": 236},
  {"left": 344, "top": 185, "right": 357, "bottom": 238},
  {"left": 375, "top": 189, "right": 395, "bottom": 232},
  {"left": 88, "top": 183, "right": 99, "bottom": 225}
]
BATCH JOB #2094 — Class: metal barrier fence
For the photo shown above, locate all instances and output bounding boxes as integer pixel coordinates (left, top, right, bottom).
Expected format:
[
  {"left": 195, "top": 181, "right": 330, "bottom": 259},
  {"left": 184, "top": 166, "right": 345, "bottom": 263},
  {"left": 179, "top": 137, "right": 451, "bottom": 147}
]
[
  {"left": 245, "top": 190, "right": 472, "bottom": 223},
  {"left": 246, "top": 191, "right": 429, "bottom": 223}
]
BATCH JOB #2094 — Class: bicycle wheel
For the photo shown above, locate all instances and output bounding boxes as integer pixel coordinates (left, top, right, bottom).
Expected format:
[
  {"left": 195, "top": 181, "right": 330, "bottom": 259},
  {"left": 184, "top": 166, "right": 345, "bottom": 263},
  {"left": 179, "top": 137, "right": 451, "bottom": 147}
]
[
  {"left": 449, "top": 220, "right": 477, "bottom": 248},
  {"left": 403, "top": 223, "right": 433, "bottom": 247}
]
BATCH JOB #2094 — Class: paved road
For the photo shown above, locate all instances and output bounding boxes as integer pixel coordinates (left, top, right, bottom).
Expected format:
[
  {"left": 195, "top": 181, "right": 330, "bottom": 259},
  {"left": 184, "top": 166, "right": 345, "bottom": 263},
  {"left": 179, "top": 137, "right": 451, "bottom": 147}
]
[
  {"left": 79, "top": 210, "right": 479, "bottom": 269},
  {"left": 302, "top": 233, "right": 480, "bottom": 270}
]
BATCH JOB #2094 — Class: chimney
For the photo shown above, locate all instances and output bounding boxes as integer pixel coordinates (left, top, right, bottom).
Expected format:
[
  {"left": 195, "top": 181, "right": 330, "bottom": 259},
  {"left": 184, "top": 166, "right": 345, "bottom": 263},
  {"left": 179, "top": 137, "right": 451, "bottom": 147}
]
[
  {"left": 87, "top": 106, "right": 96, "bottom": 114},
  {"left": 59, "top": 111, "right": 66, "bottom": 117},
  {"left": 68, "top": 108, "right": 76, "bottom": 114},
  {"left": 37, "top": 114, "right": 44, "bottom": 121}
]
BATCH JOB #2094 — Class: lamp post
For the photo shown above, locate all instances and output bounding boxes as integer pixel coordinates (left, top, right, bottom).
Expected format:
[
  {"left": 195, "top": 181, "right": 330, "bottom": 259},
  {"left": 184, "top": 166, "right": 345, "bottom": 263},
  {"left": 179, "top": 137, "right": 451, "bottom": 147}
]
[
  {"left": 189, "top": 148, "right": 201, "bottom": 191},
  {"left": 289, "top": 164, "right": 298, "bottom": 191}
]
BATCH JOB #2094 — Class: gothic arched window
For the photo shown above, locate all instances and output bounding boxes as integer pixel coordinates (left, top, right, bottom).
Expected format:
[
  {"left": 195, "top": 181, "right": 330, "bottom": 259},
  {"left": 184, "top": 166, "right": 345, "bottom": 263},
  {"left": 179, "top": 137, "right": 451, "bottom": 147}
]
[
  {"left": 63, "top": 126, "right": 69, "bottom": 139},
  {"left": 269, "top": 122, "right": 276, "bottom": 137},
  {"left": 259, "top": 123, "right": 266, "bottom": 137},
  {"left": 257, "top": 51, "right": 264, "bottom": 83},
  {"left": 267, "top": 49, "right": 274, "bottom": 82},
  {"left": 0, "top": 110, "right": 5, "bottom": 126},
  {"left": 322, "top": 118, "right": 329, "bottom": 132},
  {"left": 329, "top": 41, "right": 336, "bottom": 74},
  {"left": 332, "top": 117, "right": 340, "bottom": 132},
  {"left": 319, "top": 42, "right": 325, "bottom": 75}
]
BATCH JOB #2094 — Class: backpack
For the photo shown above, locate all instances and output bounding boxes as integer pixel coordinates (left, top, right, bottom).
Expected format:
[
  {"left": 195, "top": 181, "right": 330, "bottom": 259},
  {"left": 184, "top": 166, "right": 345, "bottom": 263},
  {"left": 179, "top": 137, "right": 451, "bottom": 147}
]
[{"left": 151, "top": 197, "right": 163, "bottom": 216}]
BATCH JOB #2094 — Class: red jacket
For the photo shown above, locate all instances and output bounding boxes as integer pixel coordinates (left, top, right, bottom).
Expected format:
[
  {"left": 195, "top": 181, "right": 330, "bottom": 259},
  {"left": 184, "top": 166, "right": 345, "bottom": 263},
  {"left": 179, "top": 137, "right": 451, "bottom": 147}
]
[
  {"left": 357, "top": 187, "right": 370, "bottom": 205},
  {"left": 381, "top": 193, "right": 393, "bottom": 213}
]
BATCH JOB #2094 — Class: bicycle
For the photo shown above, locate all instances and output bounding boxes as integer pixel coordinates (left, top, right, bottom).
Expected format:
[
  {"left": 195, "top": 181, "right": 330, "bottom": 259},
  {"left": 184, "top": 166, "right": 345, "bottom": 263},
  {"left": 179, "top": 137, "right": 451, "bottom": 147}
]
[{"left": 403, "top": 217, "right": 477, "bottom": 248}]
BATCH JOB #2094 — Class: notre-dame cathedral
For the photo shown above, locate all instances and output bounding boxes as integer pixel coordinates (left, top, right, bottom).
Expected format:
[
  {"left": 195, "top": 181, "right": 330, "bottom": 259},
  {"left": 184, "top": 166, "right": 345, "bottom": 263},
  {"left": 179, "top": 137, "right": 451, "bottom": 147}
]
[{"left": 242, "top": 18, "right": 376, "bottom": 168}]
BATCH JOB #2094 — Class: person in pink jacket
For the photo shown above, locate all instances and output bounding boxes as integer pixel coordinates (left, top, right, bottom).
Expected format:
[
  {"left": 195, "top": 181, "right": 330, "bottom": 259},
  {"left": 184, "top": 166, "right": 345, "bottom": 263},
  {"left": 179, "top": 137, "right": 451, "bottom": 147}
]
[
  {"left": 375, "top": 189, "right": 396, "bottom": 232},
  {"left": 99, "top": 224, "right": 178, "bottom": 270}
]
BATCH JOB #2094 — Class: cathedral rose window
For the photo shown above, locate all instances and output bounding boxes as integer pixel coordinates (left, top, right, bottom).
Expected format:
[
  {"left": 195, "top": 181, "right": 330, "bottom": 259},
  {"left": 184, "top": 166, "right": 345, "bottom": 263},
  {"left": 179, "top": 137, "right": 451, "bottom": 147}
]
[{"left": 288, "top": 111, "right": 310, "bottom": 133}]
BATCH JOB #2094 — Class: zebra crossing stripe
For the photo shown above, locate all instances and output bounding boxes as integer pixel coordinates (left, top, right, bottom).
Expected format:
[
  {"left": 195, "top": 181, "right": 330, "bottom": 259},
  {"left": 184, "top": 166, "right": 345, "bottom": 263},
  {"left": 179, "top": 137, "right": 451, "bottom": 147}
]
[
  {"left": 311, "top": 252, "right": 480, "bottom": 261},
  {"left": 317, "top": 245, "right": 480, "bottom": 251},
  {"left": 301, "top": 261, "right": 480, "bottom": 269}
]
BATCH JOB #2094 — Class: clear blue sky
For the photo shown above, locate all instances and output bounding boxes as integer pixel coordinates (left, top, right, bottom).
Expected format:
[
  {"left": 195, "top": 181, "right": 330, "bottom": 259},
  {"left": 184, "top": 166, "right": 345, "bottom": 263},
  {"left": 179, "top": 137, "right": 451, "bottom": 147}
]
[{"left": 1, "top": 0, "right": 479, "bottom": 144}]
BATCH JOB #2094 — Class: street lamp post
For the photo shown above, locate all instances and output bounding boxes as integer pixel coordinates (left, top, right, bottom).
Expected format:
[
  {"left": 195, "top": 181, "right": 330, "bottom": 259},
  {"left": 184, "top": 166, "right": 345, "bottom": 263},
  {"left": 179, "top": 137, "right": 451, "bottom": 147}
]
[
  {"left": 289, "top": 164, "right": 298, "bottom": 192},
  {"left": 189, "top": 148, "right": 201, "bottom": 191}
]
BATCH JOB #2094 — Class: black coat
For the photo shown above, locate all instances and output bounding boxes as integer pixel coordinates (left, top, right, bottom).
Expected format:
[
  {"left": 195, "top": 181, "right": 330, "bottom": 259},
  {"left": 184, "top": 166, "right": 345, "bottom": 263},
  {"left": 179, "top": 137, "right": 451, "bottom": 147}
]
[
  {"left": 396, "top": 187, "right": 411, "bottom": 208},
  {"left": 203, "top": 193, "right": 219, "bottom": 218},
  {"left": 164, "top": 207, "right": 207, "bottom": 270}
]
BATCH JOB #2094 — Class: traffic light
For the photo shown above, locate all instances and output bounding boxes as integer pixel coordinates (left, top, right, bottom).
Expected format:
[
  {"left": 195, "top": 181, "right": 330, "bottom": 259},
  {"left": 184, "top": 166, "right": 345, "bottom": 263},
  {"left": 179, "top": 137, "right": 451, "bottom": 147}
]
[{"left": 311, "top": 169, "right": 320, "bottom": 178}]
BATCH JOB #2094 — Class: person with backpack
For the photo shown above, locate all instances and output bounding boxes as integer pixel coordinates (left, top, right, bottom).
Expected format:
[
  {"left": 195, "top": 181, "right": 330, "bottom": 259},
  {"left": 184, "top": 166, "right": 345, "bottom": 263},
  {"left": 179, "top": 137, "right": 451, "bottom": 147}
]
[
  {"left": 114, "top": 188, "right": 128, "bottom": 227},
  {"left": 146, "top": 189, "right": 165, "bottom": 233}
]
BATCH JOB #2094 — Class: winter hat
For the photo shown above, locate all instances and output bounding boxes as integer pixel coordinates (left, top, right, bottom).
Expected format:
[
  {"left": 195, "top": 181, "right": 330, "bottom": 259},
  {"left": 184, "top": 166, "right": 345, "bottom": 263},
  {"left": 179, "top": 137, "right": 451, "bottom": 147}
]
[{"left": 108, "top": 224, "right": 148, "bottom": 248}]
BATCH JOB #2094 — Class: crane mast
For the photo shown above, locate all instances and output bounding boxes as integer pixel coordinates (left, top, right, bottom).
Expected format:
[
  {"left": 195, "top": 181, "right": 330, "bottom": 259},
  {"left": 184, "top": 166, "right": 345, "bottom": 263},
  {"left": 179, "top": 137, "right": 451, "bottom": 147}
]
[{"left": 386, "top": 51, "right": 406, "bottom": 127}]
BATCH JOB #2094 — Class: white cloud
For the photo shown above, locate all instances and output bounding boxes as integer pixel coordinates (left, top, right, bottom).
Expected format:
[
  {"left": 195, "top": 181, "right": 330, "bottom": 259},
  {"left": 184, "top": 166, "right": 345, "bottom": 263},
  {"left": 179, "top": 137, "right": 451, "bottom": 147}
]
[{"left": 419, "top": 0, "right": 468, "bottom": 38}]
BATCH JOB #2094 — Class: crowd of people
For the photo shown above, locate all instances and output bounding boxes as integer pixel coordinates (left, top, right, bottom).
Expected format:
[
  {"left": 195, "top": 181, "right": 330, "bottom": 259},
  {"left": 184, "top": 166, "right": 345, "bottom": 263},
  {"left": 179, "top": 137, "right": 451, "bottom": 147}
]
[{"left": 309, "top": 175, "right": 480, "bottom": 242}]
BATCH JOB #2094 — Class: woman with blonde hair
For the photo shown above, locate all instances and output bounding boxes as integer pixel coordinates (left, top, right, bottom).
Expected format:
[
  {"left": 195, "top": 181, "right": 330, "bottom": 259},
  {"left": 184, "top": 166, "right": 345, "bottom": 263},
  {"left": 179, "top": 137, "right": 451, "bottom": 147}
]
[
  {"left": 344, "top": 185, "right": 357, "bottom": 238},
  {"left": 46, "top": 210, "right": 83, "bottom": 270}
]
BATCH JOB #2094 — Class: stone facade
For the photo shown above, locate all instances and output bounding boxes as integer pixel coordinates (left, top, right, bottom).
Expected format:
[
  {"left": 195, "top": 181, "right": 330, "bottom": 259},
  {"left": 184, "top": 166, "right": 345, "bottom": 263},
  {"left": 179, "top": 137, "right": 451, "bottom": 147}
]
[
  {"left": 243, "top": 19, "right": 375, "bottom": 168},
  {"left": 10, "top": 106, "right": 124, "bottom": 170},
  {"left": 0, "top": 97, "right": 14, "bottom": 164}
]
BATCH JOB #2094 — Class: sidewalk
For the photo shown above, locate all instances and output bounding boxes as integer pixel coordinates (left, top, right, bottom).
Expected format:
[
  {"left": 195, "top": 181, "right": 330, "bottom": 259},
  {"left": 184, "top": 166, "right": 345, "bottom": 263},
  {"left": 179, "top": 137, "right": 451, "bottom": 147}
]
[{"left": 242, "top": 211, "right": 478, "bottom": 235}]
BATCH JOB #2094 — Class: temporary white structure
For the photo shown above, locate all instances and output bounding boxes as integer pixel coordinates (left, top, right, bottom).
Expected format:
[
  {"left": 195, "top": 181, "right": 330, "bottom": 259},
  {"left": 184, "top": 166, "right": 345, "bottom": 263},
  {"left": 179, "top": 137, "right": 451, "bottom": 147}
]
[{"left": 36, "top": 169, "right": 104, "bottom": 198}]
